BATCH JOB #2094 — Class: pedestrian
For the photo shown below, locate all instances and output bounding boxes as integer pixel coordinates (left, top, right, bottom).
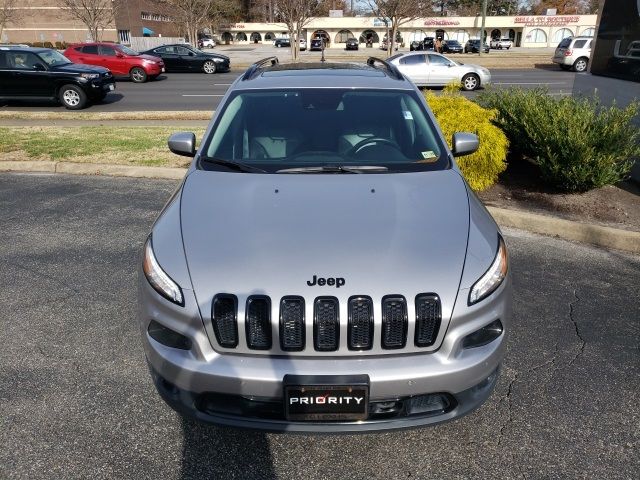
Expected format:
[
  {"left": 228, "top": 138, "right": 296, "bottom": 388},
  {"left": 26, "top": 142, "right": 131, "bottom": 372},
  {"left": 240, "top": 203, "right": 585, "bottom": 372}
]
[{"left": 435, "top": 37, "right": 442, "bottom": 53}]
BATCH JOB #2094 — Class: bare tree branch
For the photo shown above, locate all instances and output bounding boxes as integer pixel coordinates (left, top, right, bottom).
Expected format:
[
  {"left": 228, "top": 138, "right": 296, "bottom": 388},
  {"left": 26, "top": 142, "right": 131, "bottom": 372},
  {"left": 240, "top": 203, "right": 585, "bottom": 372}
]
[
  {"left": 60, "top": 0, "right": 115, "bottom": 42},
  {"left": 272, "top": 0, "right": 319, "bottom": 61},
  {"left": 368, "top": 0, "right": 428, "bottom": 56},
  {"left": 0, "top": 0, "right": 20, "bottom": 42}
]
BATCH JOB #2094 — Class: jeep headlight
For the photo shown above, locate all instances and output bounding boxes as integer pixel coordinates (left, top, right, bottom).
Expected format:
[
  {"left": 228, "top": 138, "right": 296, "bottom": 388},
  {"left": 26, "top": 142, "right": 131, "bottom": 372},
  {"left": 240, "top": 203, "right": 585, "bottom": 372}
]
[
  {"left": 468, "top": 236, "right": 508, "bottom": 305},
  {"left": 143, "top": 236, "right": 184, "bottom": 306}
]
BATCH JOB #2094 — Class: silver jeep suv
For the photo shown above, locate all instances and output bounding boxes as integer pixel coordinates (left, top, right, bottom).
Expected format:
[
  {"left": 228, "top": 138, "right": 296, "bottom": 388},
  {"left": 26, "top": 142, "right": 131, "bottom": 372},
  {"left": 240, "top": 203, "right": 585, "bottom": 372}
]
[{"left": 138, "top": 57, "right": 512, "bottom": 432}]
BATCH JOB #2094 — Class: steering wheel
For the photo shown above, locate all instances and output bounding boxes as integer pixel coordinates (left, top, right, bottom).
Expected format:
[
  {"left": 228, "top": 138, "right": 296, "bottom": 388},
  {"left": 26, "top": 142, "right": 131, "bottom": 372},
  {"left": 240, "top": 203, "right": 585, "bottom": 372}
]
[{"left": 346, "top": 137, "right": 402, "bottom": 156}]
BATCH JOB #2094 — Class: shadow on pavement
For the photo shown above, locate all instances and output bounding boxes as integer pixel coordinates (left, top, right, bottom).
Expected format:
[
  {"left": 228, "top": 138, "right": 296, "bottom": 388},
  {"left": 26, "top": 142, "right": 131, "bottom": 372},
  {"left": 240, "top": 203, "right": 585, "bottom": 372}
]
[{"left": 181, "top": 418, "right": 276, "bottom": 479}]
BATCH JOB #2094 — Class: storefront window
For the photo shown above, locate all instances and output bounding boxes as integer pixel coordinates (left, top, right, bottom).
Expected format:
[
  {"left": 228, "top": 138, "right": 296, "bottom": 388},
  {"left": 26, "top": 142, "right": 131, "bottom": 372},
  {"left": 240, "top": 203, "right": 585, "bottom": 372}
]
[
  {"left": 528, "top": 29, "right": 547, "bottom": 43},
  {"left": 553, "top": 28, "right": 574, "bottom": 43}
]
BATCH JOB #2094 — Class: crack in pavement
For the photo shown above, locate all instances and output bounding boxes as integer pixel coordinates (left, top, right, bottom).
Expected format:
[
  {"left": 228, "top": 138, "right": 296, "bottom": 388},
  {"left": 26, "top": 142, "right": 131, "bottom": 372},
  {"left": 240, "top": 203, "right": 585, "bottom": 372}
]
[{"left": 568, "top": 289, "right": 586, "bottom": 367}]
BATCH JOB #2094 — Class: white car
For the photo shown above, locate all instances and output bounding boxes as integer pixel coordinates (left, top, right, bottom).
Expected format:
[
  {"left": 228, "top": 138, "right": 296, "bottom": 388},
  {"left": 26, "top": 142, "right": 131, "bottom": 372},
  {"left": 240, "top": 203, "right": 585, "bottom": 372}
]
[
  {"left": 489, "top": 38, "right": 513, "bottom": 49},
  {"left": 200, "top": 38, "right": 216, "bottom": 48},
  {"left": 299, "top": 39, "right": 307, "bottom": 51},
  {"left": 552, "top": 36, "right": 593, "bottom": 72},
  {"left": 389, "top": 52, "right": 491, "bottom": 91}
]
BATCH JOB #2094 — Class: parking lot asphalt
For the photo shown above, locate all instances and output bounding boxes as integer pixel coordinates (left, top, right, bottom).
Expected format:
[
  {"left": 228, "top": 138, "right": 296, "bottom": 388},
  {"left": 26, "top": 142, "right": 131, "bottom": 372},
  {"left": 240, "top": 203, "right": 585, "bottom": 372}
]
[
  {"left": 0, "top": 68, "right": 576, "bottom": 113},
  {"left": 1, "top": 173, "right": 638, "bottom": 480}
]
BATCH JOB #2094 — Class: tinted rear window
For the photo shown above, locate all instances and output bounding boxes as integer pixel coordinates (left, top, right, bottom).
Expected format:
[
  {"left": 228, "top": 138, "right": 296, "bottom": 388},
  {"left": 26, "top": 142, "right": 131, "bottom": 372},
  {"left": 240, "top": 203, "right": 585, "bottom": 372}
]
[
  {"left": 573, "top": 40, "right": 587, "bottom": 49},
  {"left": 558, "top": 38, "right": 572, "bottom": 48},
  {"left": 82, "top": 45, "right": 99, "bottom": 54}
]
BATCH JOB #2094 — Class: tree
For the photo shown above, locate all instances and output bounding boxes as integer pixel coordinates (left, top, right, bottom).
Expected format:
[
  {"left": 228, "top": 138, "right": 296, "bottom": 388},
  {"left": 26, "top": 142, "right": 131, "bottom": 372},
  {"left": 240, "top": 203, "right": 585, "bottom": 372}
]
[
  {"left": 60, "top": 0, "right": 115, "bottom": 42},
  {"left": 0, "top": 0, "right": 19, "bottom": 42},
  {"left": 272, "top": 0, "right": 318, "bottom": 61},
  {"left": 314, "top": 0, "right": 348, "bottom": 16},
  {"left": 368, "top": 0, "right": 428, "bottom": 56},
  {"left": 160, "top": 0, "right": 212, "bottom": 47},
  {"left": 531, "top": 0, "right": 593, "bottom": 14}
]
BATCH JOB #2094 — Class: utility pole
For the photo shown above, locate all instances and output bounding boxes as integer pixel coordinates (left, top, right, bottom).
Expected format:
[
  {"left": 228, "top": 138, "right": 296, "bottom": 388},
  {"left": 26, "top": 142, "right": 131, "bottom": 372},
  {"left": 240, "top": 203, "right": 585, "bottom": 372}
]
[{"left": 479, "top": 0, "right": 488, "bottom": 56}]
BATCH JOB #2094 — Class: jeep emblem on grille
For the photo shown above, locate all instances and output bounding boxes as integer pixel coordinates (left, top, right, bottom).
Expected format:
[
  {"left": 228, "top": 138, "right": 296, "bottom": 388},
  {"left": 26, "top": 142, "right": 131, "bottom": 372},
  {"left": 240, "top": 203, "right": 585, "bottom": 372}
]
[{"left": 307, "top": 275, "right": 345, "bottom": 288}]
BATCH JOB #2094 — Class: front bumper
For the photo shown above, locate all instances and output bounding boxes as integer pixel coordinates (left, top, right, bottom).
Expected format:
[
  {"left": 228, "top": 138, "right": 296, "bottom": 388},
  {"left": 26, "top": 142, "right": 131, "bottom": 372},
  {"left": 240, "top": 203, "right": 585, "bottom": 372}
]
[{"left": 139, "top": 270, "right": 510, "bottom": 431}]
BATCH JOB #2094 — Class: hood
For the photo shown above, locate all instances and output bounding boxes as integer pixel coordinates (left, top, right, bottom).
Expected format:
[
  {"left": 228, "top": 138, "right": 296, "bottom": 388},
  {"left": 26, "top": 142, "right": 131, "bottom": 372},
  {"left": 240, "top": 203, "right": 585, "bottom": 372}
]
[
  {"left": 139, "top": 54, "right": 163, "bottom": 62},
  {"left": 53, "top": 62, "right": 109, "bottom": 74},
  {"left": 180, "top": 169, "right": 470, "bottom": 322}
]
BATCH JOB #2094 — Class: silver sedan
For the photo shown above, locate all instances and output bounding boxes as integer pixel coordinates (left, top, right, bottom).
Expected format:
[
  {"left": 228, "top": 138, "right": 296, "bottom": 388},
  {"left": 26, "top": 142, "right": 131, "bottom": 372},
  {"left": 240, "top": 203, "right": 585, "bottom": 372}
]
[{"left": 389, "top": 51, "right": 491, "bottom": 91}]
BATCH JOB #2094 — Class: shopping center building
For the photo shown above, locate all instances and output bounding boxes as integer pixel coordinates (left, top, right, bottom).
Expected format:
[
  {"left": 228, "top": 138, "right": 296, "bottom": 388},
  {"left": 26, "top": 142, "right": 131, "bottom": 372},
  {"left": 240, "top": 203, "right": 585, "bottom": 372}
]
[{"left": 218, "top": 15, "right": 598, "bottom": 49}]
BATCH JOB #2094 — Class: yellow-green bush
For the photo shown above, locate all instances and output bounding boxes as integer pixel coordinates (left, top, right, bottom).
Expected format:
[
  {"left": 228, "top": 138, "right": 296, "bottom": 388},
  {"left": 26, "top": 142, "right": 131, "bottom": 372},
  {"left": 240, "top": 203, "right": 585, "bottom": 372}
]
[{"left": 425, "top": 91, "right": 509, "bottom": 191}]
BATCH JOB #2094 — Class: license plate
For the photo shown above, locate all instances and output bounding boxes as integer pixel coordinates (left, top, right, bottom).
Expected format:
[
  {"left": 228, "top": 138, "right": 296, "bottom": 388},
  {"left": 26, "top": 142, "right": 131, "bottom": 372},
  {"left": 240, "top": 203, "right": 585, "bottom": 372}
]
[
  {"left": 284, "top": 375, "right": 369, "bottom": 421},
  {"left": 108, "top": 84, "right": 115, "bottom": 91}
]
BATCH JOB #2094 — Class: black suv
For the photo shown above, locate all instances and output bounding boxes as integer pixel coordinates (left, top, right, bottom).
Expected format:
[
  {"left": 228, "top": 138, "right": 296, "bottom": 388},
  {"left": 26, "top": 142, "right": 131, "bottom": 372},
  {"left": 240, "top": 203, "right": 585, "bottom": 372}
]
[
  {"left": 0, "top": 47, "right": 115, "bottom": 109},
  {"left": 410, "top": 37, "right": 434, "bottom": 51}
]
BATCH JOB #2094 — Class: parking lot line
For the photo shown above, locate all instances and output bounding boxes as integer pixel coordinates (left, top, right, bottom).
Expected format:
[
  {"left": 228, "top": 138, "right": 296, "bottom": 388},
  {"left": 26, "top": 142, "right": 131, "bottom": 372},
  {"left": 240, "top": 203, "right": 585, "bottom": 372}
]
[
  {"left": 182, "top": 94, "right": 224, "bottom": 97},
  {"left": 493, "top": 82, "right": 567, "bottom": 85}
]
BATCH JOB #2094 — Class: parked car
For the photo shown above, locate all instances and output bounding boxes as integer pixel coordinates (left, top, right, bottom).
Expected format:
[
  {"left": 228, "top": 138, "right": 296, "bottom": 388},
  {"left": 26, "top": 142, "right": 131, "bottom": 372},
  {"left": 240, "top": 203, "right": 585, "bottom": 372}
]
[
  {"left": 0, "top": 46, "right": 115, "bottom": 109},
  {"left": 390, "top": 51, "right": 491, "bottom": 91},
  {"left": 141, "top": 44, "right": 230, "bottom": 74},
  {"left": 299, "top": 39, "right": 307, "bottom": 51},
  {"left": 310, "top": 38, "right": 327, "bottom": 51},
  {"left": 489, "top": 38, "right": 513, "bottom": 49},
  {"left": 607, "top": 39, "right": 640, "bottom": 79},
  {"left": 199, "top": 37, "right": 216, "bottom": 48},
  {"left": 464, "top": 39, "right": 490, "bottom": 54},
  {"left": 380, "top": 39, "right": 399, "bottom": 51},
  {"left": 140, "top": 56, "right": 510, "bottom": 432},
  {"left": 441, "top": 40, "right": 463, "bottom": 54},
  {"left": 552, "top": 36, "right": 593, "bottom": 72},
  {"left": 410, "top": 37, "right": 434, "bottom": 51},
  {"left": 63, "top": 42, "right": 164, "bottom": 83},
  {"left": 274, "top": 38, "right": 291, "bottom": 48},
  {"left": 345, "top": 38, "right": 359, "bottom": 50}
]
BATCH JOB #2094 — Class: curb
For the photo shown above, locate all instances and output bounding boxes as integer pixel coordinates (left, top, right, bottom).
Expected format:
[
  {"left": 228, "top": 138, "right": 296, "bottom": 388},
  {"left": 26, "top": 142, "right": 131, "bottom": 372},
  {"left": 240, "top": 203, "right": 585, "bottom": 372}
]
[
  {"left": 487, "top": 206, "right": 640, "bottom": 255},
  {"left": 0, "top": 160, "right": 187, "bottom": 180},
  {"left": 1, "top": 160, "right": 638, "bottom": 254}
]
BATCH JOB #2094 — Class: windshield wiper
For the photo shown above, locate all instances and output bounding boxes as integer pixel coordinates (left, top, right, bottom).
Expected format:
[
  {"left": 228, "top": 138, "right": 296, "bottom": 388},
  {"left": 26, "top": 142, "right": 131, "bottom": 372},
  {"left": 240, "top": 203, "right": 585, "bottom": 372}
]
[
  {"left": 277, "top": 165, "right": 388, "bottom": 174},
  {"left": 201, "top": 157, "right": 267, "bottom": 173}
]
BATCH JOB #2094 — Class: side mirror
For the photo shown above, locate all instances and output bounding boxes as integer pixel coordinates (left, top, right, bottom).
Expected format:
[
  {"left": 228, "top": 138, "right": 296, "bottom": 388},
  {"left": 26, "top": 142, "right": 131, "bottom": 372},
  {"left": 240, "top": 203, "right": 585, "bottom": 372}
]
[
  {"left": 33, "top": 63, "right": 46, "bottom": 71},
  {"left": 451, "top": 132, "right": 479, "bottom": 157},
  {"left": 168, "top": 132, "right": 196, "bottom": 157}
]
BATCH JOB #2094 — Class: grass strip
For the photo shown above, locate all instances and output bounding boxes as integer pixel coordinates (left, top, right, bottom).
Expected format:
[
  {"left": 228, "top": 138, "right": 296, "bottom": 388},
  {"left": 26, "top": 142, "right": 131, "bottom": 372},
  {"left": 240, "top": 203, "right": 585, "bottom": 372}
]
[
  {"left": 0, "top": 126, "right": 207, "bottom": 167},
  {"left": 0, "top": 111, "right": 212, "bottom": 121}
]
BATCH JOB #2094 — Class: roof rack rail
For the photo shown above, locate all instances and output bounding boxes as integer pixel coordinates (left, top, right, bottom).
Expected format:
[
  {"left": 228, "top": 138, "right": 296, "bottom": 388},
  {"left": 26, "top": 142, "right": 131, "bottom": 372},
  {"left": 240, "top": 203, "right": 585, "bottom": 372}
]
[
  {"left": 242, "top": 56, "right": 279, "bottom": 81},
  {"left": 366, "top": 57, "right": 403, "bottom": 80}
]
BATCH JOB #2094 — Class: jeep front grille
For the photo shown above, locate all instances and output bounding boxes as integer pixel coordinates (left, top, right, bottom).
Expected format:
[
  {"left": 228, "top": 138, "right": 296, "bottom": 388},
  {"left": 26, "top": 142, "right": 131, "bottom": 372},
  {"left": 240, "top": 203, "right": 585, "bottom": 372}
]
[
  {"left": 415, "top": 294, "right": 441, "bottom": 347},
  {"left": 348, "top": 296, "right": 374, "bottom": 350},
  {"left": 314, "top": 297, "right": 339, "bottom": 351},
  {"left": 246, "top": 296, "right": 272, "bottom": 350},
  {"left": 208, "top": 293, "right": 442, "bottom": 355},
  {"left": 381, "top": 296, "right": 408, "bottom": 349},
  {"left": 211, "top": 294, "right": 238, "bottom": 348},
  {"left": 280, "top": 296, "right": 305, "bottom": 351}
]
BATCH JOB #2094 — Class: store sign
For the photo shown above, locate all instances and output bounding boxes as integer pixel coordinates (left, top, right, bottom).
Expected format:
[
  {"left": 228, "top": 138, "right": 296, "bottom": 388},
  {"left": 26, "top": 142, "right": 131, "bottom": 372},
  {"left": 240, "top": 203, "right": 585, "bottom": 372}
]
[
  {"left": 220, "top": 24, "right": 245, "bottom": 29},
  {"left": 514, "top": 16, "right": 580, "bottom": 26},
  {"left": 424, "top": 19, "right": 460, "bottom": 26},
  {"left": 373, "top": 18, "right": 389, "bottom": 27}
]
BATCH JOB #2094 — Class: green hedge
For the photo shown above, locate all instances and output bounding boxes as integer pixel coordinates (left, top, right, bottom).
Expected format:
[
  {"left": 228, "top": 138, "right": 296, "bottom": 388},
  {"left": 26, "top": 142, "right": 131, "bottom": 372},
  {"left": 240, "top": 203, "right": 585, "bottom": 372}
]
[
  {"left": 479, "top": 88, "right": 640, "bottom": 193},
  {"left": 425, "top": 90, "right": 509, "bottom": 191}
]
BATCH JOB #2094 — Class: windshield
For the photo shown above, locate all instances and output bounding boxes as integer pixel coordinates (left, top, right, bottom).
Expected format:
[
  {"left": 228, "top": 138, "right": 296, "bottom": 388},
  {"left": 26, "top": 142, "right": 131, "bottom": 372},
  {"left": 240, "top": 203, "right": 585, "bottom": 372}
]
[
  {"left": 38, "top": 49, "right": 71, "bottom": 66},
  {"left": 201, "top": 89, "right": 447, "bottom": 174},
  {"left": 118, "top": 45, "right": 139, "bottom": 56}
]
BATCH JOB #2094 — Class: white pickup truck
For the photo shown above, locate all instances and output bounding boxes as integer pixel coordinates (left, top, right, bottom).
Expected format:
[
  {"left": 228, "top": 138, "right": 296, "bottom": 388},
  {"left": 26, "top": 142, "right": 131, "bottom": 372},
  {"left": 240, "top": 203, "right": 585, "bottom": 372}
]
[{"left": 490, "top": 38, "right": 513, "bottom": 49}]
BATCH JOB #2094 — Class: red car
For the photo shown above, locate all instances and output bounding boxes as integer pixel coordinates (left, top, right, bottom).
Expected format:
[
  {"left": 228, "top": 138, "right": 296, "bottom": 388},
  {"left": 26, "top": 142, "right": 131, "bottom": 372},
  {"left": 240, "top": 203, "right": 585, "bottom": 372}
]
[{"left": 63, "top": 43, "right": 165, "bottom": 83}]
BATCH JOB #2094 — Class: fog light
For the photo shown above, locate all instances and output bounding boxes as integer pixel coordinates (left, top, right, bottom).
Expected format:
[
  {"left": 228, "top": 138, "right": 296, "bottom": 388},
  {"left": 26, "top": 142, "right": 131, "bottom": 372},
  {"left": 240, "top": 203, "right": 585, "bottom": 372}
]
[
  {"left": 148, "top": 320, "right": 192, "bottom": 350},
  {"left": 462, "top": 319, "right": 503, "bottom": 349},
  {"left": 406, "top": 393, "right": 451, "bottom": 415}
]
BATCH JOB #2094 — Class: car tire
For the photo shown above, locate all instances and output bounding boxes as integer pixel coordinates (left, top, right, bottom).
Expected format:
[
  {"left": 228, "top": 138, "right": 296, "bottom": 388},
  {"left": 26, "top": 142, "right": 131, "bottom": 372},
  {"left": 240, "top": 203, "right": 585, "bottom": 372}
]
[
  {"left": 276, "top": 43, "right": 281, "bottom": 48},
  {"left": 203, "top": 60, "right": 217, "bottom": 74},
  {"left": 130, "top": 67, "right": 147, "bottom": 83},
  {"left": 573, "top": 57, "right": 588, "bottom": 72},
  {"left": 59, "top": 84, "right": 87, "bottom": 110},
  {"left": 461, "top": 73, "right": 480, "bottom": 91}
]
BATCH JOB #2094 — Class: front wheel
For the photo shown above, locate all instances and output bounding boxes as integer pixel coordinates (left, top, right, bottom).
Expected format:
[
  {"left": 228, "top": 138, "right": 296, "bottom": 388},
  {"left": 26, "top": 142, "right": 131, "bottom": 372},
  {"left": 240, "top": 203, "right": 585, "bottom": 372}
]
[
  {"left": 59, "top": 84, "right": 87, "bottom": 109},
  {"left": 573, "top": 57, "right": 588, "bottom": 72},
  {"left": 130, "top": 67, "right": 147, "bottom": 83},
  {"left": 203, "top": 60, "right": 217, "bottom": 74},
  {"left": 461, "top": 73, "right": 480, "bottom": 91}
]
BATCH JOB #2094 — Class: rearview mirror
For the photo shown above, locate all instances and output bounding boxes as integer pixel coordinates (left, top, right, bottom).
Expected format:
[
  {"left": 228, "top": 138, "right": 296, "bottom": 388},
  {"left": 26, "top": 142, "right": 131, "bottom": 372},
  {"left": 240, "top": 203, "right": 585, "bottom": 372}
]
[
  {"left": 451, "top": 132, "right": 479, "bottom": 157},
  {"left": 168, "top": 132, "right": 196, "bottom": 157}
]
